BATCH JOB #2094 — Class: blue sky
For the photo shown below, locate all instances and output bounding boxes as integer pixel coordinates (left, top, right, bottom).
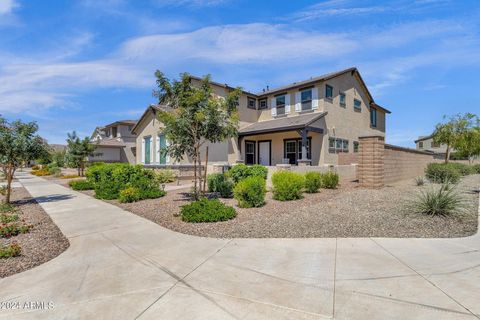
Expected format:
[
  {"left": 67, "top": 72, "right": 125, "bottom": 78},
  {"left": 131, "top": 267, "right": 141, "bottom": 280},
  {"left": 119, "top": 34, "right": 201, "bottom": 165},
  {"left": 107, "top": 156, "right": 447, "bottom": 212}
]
[{"left": 0, "top": 0, "right": 479, "bottom": 147}]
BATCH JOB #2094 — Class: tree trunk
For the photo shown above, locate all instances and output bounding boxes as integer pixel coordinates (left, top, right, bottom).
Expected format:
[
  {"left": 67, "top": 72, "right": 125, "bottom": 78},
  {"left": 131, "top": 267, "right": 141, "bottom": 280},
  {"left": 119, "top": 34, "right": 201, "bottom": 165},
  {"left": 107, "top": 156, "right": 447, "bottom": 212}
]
[
  {"left": 445, "top": 144, "right": 450, "bottom": 164},
  {"left": 5, "top": 166, "right": 14, "bottom": 204},
  {"left": 197, "top": 152, "right": 202, "bottom": 194},
  {"left": 192, "top": 147, "right": 198, "bottom": 200},
  {"left": 203, "top": 147, "right": 209, "bottom": 194}
]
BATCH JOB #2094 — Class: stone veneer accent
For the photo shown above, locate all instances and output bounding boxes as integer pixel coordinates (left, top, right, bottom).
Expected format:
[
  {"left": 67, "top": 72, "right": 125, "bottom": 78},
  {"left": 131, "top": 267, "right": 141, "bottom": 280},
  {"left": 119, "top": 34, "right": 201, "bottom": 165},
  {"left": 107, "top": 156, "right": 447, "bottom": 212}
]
[{"left": 358, "top": 136, "right": 385, "bottom": 188}]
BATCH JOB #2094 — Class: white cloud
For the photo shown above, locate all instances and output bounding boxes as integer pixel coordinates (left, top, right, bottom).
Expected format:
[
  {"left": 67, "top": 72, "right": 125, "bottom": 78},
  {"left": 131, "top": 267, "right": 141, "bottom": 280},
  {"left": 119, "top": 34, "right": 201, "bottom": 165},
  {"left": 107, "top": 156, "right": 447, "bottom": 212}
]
[{"left": 0, "top": 0, "right": 17, "bottom": 15}]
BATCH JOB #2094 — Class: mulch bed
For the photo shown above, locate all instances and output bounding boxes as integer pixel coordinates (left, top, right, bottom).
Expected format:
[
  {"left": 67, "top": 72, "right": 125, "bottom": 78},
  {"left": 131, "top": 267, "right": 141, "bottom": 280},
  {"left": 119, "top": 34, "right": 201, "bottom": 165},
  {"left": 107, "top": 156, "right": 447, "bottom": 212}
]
[
  {"left": 0, "top": 187, "right": 70, "bottom": 278},
  {"left": 77, "top": 175, "right": 479, "bottom": 239}
]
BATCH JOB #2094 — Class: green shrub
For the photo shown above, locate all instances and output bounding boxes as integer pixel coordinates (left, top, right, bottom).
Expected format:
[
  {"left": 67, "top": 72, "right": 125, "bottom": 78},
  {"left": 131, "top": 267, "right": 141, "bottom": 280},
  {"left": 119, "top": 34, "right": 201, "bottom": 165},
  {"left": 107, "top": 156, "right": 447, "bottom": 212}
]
[
  {"left": 181, "top": 198, "right": 236, "bottom": 222},
  {"left": 207, "top": 173, "right": 225, "bottom": 192},
  {"left": 271, "top": 171, "right": 305, "bottom": 201},
  {"left": 322, "top": 171, "right": 339, "bottom": 189},
  {"left": 425, "top": 163, "right": 461, "bottom": 184},
  {"left": 47, "top": 163, "right": 61, "bottom": 177},
  {"left": 31, "top": 165, "right": 41, "bottom": 170},
  {"left": 0, "top": 213, "right": 19, "bottom": 223},
  {"left": 0, "top": 224, "right": 31, "bottom": 238},
  {"left": 0, "top": 186, "right": 7, "bottom": 196},
  {"left": 227, "top": 164, "right": 268, "bottom": 183},
  {"left": 69, "top": 179, "right": 94, "bottom": 191},
  {"left": 0, "top": 203, "right": 16, "bottom": 213},
  {"left": 119, "top": 187, "right": 142, "bottom": 203},
  {"left": 234, "top": 176, "right": 266, "bottom": 208},
  {"left": 155, "top": 169, "right": 177, "bottom": 183},
  {"left": 408, "top": 184, "right": 469, "bottom": 216},
  {"left": 473, "top": 164, "right": 480, "bottom": 174},
  {"left": 449, "top": 163, "right": 475, "bottom": 176},
  {"left": 89, "top": 162, "right": 106, "bottom": 167},
  {"left": 207, "top": 173, "right": 234, "bottom": 198},
  {"left": 0, "top": 242, "right": 21, "bottom": 258},
  {"left": 305, "top": 172, "right": 322, "bottom": 193}
]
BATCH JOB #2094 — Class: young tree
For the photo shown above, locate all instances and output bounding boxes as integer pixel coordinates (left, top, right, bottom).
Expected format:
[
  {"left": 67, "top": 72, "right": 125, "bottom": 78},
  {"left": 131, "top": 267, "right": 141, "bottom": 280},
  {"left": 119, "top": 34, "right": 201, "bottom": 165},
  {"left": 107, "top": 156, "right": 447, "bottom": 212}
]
[
  {"left": 454, "top": 115, "right": 480, "bottom": 164},
  {"left": 154, "top": 71, "right": 240, "bottom": 200},
  {"left": 66, "top": 131, "right": 95, "bottom": 176},
  {"left": 0, "top": 117, "right": 47, "bottom": 203}
]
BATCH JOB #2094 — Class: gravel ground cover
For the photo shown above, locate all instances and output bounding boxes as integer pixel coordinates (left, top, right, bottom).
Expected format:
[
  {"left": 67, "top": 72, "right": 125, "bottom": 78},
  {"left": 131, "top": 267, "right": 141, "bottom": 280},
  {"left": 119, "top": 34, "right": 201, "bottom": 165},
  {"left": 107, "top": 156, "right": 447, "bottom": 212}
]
[
  {"left": 0, "top": 187, "right": 69, "bottom": 278},
  {"left": 76, "top": 175, "right": 479, "bottom": 238}
]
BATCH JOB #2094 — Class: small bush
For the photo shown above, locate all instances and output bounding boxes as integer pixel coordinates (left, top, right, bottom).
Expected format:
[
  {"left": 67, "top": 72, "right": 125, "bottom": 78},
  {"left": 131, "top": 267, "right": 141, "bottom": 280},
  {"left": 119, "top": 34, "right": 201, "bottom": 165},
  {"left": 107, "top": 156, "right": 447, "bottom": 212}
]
[
  {"left": 305, "top": 172, "right": 322, "bottom": 193},
  {"left": 156, "top": 169, "right": 177, "bottom": 183},
  {"left": 47, "top": 164, "right": 61, "bottom": 177},
  {"left": 119, "top": 187, "right": 142, "bottom": 203},
  {"left": 31, "top": 169, "right": 50, "bottom": 176},
  {"left": 207, "top": 173, "right": 234, "bottom": 198},
  {"left": 408, "top": 184, "right": 469, "bottom": 216},
  {"left": 425, "top": 163, "right": 461, "bottom": 184},
  {"left": 271, "top": 171, "right": 305, "bottom": 201},
  {"left": 473, "top": 164, "right": 480, "bottom": 174},
  {"left": 0, "top": 214, "right": 19, "bottom": 223},
  {"left": 0, "top": 224, "right": 31, "bottom": 238},
  {"left": 31, "top": 165, "right": 41, "bottom": 170},
  {"left": 0, "top": 242, "right": 21, "bottom": 258},
  {"left": 449, "top": 163, "right": 475, "bottom": 176},
  {"left": 0, "top": 203, "right": 16, "bottom": 213},
  {"left": 69, "top": 180, "right": 94, "bottom": 190},
  {"left": 61, "top": 174, "right": 80, "bottom": 179},
  {"left": 415, "top": 176, "right": 426, "bottom": 186},
  {"left": 227, "top": 164, "right": 268, "bottom": 183},
  {"left": 0, "top": 186, "right": 6, "bottom": 196},
  {"left": 234, "top": 176, "right": 266, "bottom": 208},
  {"left": 181, "top": 198, "right": 236, "bottom": 222},
  {"left": 322, "top": 171, "right": 339, "bottom": 189},
  {"left": 89, "top": 162, "right": 106, "bottom": 167}
]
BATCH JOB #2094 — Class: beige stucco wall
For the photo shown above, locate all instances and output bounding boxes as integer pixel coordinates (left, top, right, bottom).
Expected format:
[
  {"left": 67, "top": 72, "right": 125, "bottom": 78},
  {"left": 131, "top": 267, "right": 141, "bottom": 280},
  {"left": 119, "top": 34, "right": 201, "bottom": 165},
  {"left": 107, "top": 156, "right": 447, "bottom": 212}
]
[
  {"left": 415, "top": 137, "right": 450, "bottom": 154},
  {"left": 89, "top": 147, "right": 122, "bottom": 162}
]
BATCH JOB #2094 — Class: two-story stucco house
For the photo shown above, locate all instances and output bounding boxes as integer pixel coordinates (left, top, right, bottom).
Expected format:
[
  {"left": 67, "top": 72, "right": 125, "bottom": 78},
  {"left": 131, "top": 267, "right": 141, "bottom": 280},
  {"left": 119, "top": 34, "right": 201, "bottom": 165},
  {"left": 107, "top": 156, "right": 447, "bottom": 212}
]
[
  {"left": 89, "top": 120, "right": 137, "bottom": 164},
  {"left": 415, "top": 135, "right": 452, "bottom": 155},
  {"left": 131, "top": 67, "right": 391, "bottom": 167}
]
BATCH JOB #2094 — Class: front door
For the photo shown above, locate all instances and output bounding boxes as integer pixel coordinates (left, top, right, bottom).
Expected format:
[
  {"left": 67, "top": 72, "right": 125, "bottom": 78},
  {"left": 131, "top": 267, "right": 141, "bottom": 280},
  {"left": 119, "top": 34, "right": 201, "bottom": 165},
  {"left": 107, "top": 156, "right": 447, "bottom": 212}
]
[
  {"left": 144, "top": 137, "right": 151, "bottom": 164},
  {"left": 258, "top": 141, "right": 271, "bottom": 166},
  {"left": 158, "top": 134, "right": 166, "bottom": 164},
  {"left": 245, "top": 141, "right": 256, "bottom": 165}
]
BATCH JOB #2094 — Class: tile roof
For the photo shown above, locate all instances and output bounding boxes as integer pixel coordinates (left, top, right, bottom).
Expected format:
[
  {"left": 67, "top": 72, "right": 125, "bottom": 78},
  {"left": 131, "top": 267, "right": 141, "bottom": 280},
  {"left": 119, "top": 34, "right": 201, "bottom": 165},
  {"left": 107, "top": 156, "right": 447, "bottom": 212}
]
[{"left": 239, "top": 112, "right": 327, "bottom": 136}]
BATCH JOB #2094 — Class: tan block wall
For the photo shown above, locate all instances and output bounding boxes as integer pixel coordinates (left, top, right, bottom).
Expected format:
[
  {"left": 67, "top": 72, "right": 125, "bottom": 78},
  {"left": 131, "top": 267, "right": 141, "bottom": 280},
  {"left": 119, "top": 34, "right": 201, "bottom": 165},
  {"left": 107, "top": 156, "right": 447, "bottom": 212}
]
[
  {"left": 358, "top": 136, "right": 385, "bottom": 188},
  {"left": 384, "top": 145, "right": 440, "bottom": 185}
]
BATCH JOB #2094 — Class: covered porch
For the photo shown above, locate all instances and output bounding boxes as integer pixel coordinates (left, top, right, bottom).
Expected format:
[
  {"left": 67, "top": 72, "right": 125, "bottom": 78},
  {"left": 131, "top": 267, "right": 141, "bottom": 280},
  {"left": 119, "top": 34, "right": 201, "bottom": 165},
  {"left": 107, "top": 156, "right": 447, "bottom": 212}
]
[{"left": 237, "top": 112, "right": 327, "bottom": 166}]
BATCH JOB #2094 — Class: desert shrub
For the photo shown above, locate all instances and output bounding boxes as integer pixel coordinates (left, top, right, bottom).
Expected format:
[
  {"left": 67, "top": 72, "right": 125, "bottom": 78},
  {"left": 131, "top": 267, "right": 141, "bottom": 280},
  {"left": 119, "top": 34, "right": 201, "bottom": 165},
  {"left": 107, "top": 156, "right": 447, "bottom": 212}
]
[
  {"left": 473, "top": 164, "right": 480, "bottom": 174},
  {"left": 47, "top": 163, "right": 61, "bottom": 177},
  {"left": 425, "top": 163, "right": 461, "bottom": 184},
  {"left": 31, "top": 169, "right": 50, "bottom": 176},
  {"left": 408, "top": 184, "right": 469, "bottom": 216},
  {"left": 227, "top": 164, "right": 268, "bottom": 183},
  {"left": 0, "top": 186, "right": 6, "bottom": 196},
  {"left": 0, "top": 224, "right": 31, "bottom": 238},
  {"left": 181, "top": 198, "right": 236, "bottom": 222},
  {"left": 0, "top": 203, "right": 16, "bottom": 213},
  {"left": 322, "top": 171, "right": 339, "bottom": 189},
  {"left": 234, "top": 176, "right": 266, "bottom": 208},
  {"left": 415, "top": 176, "right": 426, "bottom": 186},
  {"left": 271, "top": 171, "right": 305, "bottom": 201},
  {"left": 448, "top": 163, "right": 475, "bottom": 176},
  {"left": 305, "top": 172, "right": 322, "bottom": 193},
  {"left": 89, "top": 162, "right": 106, "bottom": 167},
  {"left": 0, "top": 242, "right": 21, "bottom": 258},
  {"left": 207, "top": 173, "right": 234, "bottom": 198},
  {"left": 31, "top": 165, "right": 40, "bottom": 170},
  {"left": 0, "top": 213, "right": 19, "bottom": 223},
  {"left": 119, "top": 187, "right": 142, "bottom": 203},
  {"left": 61, "top": 174, "right": 80, "bottom": 179},
  {"left": 69, "top": 179, "right": 94, "bottom": 191},
  {"left": 156, "top": 169, "right": 177, "bottom": 183}
]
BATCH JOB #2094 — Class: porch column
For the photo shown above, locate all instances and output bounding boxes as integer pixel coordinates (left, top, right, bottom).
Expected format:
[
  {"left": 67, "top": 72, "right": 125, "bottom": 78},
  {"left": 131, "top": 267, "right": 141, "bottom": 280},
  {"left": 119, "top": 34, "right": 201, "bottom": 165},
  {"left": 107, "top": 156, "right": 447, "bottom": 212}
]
[
  {"left": 298, "top": 128, "right": 311, "bottom": 166},
  {"left": 236, "top": 136, "right": 244, "bottom": 164}
]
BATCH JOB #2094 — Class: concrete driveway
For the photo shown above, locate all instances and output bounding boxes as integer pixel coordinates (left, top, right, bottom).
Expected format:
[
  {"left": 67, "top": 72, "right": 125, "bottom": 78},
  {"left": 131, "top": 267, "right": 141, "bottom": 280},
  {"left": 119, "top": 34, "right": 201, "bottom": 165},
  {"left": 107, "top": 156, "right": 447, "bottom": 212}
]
[{"left": 1, "top": 172, "right": 479, "bottom": 319}]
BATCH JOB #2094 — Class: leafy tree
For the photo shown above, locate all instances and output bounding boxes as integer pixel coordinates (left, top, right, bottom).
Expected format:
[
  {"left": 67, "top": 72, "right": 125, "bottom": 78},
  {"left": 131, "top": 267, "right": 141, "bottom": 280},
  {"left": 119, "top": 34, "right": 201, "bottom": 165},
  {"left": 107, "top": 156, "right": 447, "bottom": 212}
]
[
  {"left": 51, "top": 149, "right": 67, "bottom": 167},
  {"left": 154, "top": 71, "right": 240, "bottom": 199},
  {"left": 453, "top": 115, "right": 480, "bottom": 164},
  {"left": 433, "top": 113, "right": 477, "bottom": 163},
  {"left": 0, "top": 117, "right": 47, "bottom": 203},
  {"left": 66, "top": 131, "right": 95, "bottom": 176}
]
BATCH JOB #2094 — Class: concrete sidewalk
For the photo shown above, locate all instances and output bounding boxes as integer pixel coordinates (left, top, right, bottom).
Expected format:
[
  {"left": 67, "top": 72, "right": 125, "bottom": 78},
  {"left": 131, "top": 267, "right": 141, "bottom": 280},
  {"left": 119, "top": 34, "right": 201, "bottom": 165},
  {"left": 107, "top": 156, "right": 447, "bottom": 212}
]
[{"left": 0, "top": 172, "right": 479, "bottom": 319}]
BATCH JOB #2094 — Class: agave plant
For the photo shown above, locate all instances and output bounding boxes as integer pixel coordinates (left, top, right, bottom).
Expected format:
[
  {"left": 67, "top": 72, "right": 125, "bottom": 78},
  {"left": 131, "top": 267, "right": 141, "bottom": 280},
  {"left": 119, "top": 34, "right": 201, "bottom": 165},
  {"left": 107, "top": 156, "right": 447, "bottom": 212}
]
[
  {"left": 409, "top": 184, "right": 469, "bottom": 216},
  {"left": 415, "top": 176, "right": 426, "bottom": 186}
]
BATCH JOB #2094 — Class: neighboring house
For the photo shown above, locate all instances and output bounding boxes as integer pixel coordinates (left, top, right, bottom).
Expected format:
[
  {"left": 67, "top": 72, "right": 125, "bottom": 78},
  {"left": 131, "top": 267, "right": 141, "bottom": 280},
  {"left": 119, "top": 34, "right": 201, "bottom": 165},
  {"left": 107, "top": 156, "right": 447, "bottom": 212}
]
[
  {"left": 89, "top": 120, "right": 137, "bottom": 163},
  {"left": 415, "top": 135, "right": 451, "bottom": 155},
  {"left": 132, "top": 67, "right": 390, "bottom": 167}
]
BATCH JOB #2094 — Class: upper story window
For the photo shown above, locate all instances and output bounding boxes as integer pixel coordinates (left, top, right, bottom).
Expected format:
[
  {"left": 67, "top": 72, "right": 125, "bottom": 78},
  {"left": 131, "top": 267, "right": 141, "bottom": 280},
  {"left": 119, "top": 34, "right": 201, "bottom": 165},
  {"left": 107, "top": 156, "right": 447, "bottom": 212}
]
[
  {"left": 339, "top": 92, "right": 346, "bottom": 107},
  {"left": 325, "top": 84, "right": 333, "bottom": 100},
  {"left": 418, "top": 142, "right": 424, "bottom": 149},
  {"left": 276, "top": 95, "right": 286, "bottom": 115},
  {"left": 247, "top": 97, "right": 256, "bottom": 110},
  {"left": 112, "top": 126, "right": 118, "bottom": 137},
  {"left": 259, "top": 99, "right": 268, "bottom": 109},
  {"left": 353, "top": 141, "right": 359, "bottom": 153},
  {"left": 354, "top": 99, "right": 362, "bottom": 111},
  {"left": 431, "top": 141, "right": 440, "bottom": 148},
  {"left": 300, "top": 88, "right": 312, "bottom": 111},
  {"left": 370, "top": 107, "right": 377, "bottom": 127}
]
